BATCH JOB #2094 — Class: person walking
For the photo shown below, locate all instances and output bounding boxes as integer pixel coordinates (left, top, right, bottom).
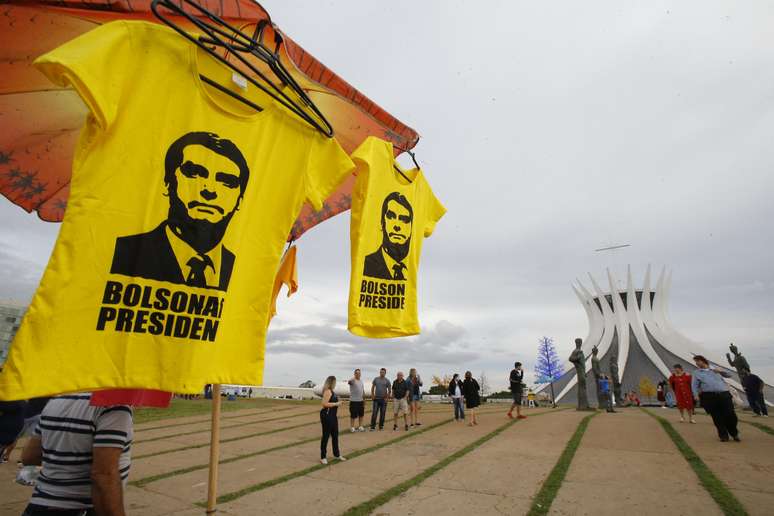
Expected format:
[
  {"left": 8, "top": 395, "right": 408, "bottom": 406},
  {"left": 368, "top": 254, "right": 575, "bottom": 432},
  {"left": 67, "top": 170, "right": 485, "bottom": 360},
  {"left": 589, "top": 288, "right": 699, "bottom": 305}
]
[
  {"left": 392, "top": 371, "right": 410, "bottom": 431},
  {"left": 348, "top": 369, "right": 366, "bottom": 432},
  {"left": 599, "top": 375, "right": 615, "bottom": 413},
  {"left": 370, "top": 368, "right": 391, "bottom": 431},
  {"left": 657, "top": 380, "right": 667, "bottom": 408},
  {"left": 527, "top": 389, "right": 536, "bottom": 408},
  {"left": 669, "top": 364, "right": 696, "bottom": 423},
  {"left": 448, "top": 373, "right": 465, "bottom": 422},
  {"left": 320, "top": 376, "right": 346, "bottom": 464},
  {"left": 507, "top": 362, "right": 526, "bottom": 419},
  {"left": 19, "top": 393, "right": 133, "bottom": 516},
  {"left": 407, "top": 368, "right": 423, "bottom": 427},
  {"left": 742, "top": 372, "right": 769, "bottom": 417},
  {"left": 462, "top": 371, "right": 481, "bottom": 426},
  {"left": 692, "top": 355, "right": 740, "bottom": 442}
]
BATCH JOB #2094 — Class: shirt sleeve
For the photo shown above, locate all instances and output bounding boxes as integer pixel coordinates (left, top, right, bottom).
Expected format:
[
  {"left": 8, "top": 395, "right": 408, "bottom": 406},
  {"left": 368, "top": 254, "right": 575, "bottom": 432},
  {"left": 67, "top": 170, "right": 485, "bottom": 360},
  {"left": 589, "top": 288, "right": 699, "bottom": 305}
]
[
  {"left": 423, "top": 184, "right": 446, "bottom": 237},
  {"left": 304, "top": 135, "right": 355, "bottom": 211},
  {"left": 33, "top": 21, "right": 134, "bottom": 131},
  {"left": 691, "top": 374, "right": 700, "bottom": 397},
  {"left": 94, "top": 406, "right": 133, "bottom": 449}
]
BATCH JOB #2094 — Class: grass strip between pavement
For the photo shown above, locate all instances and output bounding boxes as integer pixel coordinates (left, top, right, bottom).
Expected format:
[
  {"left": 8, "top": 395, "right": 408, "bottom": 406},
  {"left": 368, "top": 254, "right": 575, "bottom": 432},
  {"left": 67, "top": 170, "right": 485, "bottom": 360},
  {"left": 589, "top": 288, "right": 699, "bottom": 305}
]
[
  {"left": 133, "top": 406, "right": 507, "bottom": 481},
  {"left": 341, "top": 408, "right": 569, "bottom": 516},
  {"left": 739, "top": 419, "right": 774, "bottom": 437},
  {"left": 643, "top": 409, "right": 748, "bottom": 516},
  {"left": 134, "top": 408, "right": 320, "bottom": 444},
  {"left": 195, "top": 407, "right": 517, "bottom": 507},
  {"left": 525, "top": 411, "right": 597, "bottom": 516},
  {"left": 133, "top": 405, "right": 465, "bottom": 458},
  {"left": 134, "top": 405, "right": 300, "bottom": 433}
]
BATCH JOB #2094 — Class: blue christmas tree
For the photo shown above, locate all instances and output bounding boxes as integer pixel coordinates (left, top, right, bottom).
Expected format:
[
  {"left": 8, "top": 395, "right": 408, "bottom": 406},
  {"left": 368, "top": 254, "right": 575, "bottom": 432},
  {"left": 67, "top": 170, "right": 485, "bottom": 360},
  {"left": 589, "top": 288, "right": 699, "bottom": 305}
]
[{"left": 535, "top": 336, "right": 564, "bottom": 407}]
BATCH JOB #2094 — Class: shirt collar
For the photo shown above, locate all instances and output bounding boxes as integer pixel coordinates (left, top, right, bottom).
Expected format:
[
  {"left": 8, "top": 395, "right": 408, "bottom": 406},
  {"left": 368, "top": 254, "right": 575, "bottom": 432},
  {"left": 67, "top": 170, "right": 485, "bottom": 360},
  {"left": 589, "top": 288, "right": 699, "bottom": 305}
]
[{"left": 165, "top": 225, "right": 222, "bottom": 288}]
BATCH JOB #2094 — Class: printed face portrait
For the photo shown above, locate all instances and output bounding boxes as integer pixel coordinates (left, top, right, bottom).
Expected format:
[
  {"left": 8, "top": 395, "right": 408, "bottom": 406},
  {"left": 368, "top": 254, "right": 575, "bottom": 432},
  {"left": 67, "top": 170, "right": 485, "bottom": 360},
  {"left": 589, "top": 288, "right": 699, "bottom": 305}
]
[
  {"left": 173, "top": 144, "right": 243, "bottom": 223},
  {"left": 383, "top": 199, "right": 412, "bottom": 246}
]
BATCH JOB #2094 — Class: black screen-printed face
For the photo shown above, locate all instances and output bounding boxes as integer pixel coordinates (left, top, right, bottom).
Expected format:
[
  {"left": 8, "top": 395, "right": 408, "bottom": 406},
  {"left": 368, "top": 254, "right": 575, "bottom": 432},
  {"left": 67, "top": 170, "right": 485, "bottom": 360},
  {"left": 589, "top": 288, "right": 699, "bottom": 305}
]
[
  {"left": 174, "top": 144, "right": 242, "bottom": 224},
  {"left": 383, "top": 199, "right": 412, "bottom": 246}
]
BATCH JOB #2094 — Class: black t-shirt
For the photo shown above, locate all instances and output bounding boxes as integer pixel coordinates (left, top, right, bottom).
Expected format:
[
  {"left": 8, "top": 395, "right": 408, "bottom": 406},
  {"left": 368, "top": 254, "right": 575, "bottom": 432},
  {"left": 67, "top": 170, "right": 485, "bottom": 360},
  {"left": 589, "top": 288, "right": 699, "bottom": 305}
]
[
  {"left": 510, "top": 369, "right": 523, "bottom": 391},
  {"left": 392, "top": 379, "right": 409, "bottom": 399}
]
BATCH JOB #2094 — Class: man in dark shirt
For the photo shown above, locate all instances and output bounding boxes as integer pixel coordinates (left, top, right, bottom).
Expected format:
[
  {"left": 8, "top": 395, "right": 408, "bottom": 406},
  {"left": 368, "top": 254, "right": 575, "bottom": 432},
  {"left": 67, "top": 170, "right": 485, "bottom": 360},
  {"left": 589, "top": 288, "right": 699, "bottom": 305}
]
[
  {"left": 392, "top": 371, "right": 410, "bottom": 431},
  {"left": 742, "top": 373, "right": 769, "bottom": 417},
  {"left": 508, "top": 362, "right": 526, "bottom": 420}
]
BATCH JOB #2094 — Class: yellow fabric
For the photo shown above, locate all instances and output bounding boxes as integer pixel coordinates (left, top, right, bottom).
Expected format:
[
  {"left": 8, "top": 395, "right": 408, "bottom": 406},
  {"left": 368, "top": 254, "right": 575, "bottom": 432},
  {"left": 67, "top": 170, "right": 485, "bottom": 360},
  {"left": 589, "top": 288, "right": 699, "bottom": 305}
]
[
  {"left": 348, "top": 137, "right": 446, "bottom": 338},
  {"left": 269, "top": 245, "right": 299, "bottom": 320},
  {"left": 0, "top": 21, "right": 353, "bottom": 400}
]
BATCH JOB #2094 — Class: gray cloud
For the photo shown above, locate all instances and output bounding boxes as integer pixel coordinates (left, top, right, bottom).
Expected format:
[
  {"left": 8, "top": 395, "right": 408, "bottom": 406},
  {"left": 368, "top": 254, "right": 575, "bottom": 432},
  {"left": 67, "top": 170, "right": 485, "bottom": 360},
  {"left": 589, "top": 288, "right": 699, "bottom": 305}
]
[{"left": 2, "top": 1, "right": 774, "bottom": 391}]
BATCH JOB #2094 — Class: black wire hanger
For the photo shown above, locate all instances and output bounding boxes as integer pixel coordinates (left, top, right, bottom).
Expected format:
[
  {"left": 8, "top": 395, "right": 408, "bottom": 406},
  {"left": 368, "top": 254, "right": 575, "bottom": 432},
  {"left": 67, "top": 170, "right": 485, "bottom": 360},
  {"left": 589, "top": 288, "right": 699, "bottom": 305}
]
[
  {"left": 392, "top": 147, "right": 420, "bottom": 182},
  {"left": 151, "top": 0, "right": 334, "bottom": 137}
]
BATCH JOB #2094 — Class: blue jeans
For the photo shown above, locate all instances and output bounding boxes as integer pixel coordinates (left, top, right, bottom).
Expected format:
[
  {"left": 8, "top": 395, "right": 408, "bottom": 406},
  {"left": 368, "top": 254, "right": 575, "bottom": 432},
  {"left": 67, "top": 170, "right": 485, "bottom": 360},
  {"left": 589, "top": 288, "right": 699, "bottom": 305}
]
[
  {"left": 452, "top": 397, "right": 465, "bottom": 420},
  {"left": 370, "top": 398, "right": 387, "bottom": 429}
]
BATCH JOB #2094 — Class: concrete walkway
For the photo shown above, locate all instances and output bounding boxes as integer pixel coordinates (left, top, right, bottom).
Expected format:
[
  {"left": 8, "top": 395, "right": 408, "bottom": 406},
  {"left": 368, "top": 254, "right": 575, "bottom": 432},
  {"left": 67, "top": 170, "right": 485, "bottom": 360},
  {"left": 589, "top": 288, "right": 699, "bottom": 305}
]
[
  {"left": 667, "top": 409, "right": 774, "bottom": 516},
  {"left": 215, "top": 408, "right": 558, "bottom": 515},
  {"left": 4, "top": 402, "right": 774, "bottom": 515},
  {"left": 550, "top": 409, "right": 722, "bottom": 516},
  {"left": 376, "top": 409, "right": 583, "bottom": 515}
]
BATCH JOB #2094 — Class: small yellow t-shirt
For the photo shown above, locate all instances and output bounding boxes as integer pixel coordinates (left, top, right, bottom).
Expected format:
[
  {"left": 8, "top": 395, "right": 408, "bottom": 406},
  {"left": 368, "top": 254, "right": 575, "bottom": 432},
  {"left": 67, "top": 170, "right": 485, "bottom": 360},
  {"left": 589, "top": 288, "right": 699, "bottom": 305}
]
[
  {"left": 269, "top": 245, "right": 299, "bottom": 321},
  {"left": 348, "top": 137, "right": 446, "bottom": 338},
  {"left": 0, "top": 21, "right": 354, "bottom": 399}
]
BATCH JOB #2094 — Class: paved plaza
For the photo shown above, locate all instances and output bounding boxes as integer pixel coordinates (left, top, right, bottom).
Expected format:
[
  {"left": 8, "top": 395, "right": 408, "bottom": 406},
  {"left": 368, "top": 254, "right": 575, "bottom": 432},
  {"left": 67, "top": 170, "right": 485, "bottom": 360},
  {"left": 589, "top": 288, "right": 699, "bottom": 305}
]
[{"left": 1, "top": 401, "right": 773, "bottom": 515}]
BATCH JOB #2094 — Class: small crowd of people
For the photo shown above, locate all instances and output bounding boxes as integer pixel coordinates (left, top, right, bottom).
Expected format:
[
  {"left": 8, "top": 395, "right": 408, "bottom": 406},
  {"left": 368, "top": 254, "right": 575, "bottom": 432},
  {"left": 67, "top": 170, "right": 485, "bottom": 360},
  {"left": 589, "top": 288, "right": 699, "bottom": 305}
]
[{"left": 317, "top": 362, "right": 531, "bottom": 464}]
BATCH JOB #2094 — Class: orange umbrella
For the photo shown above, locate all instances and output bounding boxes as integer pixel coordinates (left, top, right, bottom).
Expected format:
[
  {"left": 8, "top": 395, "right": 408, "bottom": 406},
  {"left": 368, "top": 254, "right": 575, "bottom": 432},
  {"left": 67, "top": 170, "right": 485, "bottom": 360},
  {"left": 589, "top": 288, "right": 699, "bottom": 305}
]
[{"left": 0, "top": 0, "right": 419, "bottom": 239}]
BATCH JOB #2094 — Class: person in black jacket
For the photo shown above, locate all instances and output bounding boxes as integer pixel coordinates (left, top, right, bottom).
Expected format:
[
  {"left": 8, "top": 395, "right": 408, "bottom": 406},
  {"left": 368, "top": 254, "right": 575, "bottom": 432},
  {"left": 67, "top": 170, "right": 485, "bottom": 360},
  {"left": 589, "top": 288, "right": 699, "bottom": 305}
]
[
  {"left": 462, "top": 371, "right": 481, "bottom": 426},
  {"left": 508, "top": 362, "right": 526, "bottom": 420},
  {"left": 448, "top": 373, "right": 465, "bottom": 422}
]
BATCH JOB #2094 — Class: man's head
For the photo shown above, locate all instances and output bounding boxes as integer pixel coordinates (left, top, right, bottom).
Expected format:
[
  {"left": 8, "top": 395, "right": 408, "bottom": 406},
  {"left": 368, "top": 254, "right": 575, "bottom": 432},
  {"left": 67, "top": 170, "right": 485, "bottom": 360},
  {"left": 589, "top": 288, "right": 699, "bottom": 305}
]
[
  {"left": 164, "top": 132, "right": 249, "bottom": 253},
  {"left": 397, "top": 371, "right": 405, "bottom": 381},
  {"left": 380, "top": 192, "right": 413, "bottom": 262},
  {"left": 354, "top": 368, "right": 361, "bottom": 380},
  {"left": 575, "top": 338, "right": 582, "bottom": 349},
  {"left": 673, "top": 364, "right": 684, "bottom": 374},
  {"left": 379, "top": 368, "right": 387, "bottom": 378},
  {"left": 514, "top": 362, "right": 522, "bottom": 370},
  {"left": 693, "top": 355, "right": 709, "bottom": 369}
]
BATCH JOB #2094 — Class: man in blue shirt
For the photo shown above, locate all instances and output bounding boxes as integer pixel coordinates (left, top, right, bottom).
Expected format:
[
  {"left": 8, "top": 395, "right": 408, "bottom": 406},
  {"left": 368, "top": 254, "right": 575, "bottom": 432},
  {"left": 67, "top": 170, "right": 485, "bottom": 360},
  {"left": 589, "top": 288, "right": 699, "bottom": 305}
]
[
  {"left": 692, "top": 355, "right": 739, "bottom": 442},
  {"left": 599, "top": 375, "right": 615, "bottom": 413}
]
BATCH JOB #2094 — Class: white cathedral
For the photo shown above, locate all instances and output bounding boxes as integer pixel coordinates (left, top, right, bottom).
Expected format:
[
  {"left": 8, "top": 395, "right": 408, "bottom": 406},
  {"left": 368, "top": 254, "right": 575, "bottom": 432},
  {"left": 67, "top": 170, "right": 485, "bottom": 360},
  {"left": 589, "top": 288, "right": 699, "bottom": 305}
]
[{"left": 544, "top": 265, "right": 773, "bottom": 406}]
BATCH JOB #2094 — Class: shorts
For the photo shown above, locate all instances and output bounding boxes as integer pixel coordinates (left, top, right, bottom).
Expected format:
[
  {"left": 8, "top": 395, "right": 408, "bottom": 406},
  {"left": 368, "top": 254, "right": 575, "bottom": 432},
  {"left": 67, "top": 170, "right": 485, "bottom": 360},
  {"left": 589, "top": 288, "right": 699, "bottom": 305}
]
[
  {"left": 410, "top": 393, "right": 421, "bottom": 402},
  {"left": 393, "top": 397, "right": 409, "bottom": 414},
  {"left": 349, "top": 401, "right": 364, "bottom": 418},
  {"left": 512, "top": 389, "right": 522, "bottom": 404}
]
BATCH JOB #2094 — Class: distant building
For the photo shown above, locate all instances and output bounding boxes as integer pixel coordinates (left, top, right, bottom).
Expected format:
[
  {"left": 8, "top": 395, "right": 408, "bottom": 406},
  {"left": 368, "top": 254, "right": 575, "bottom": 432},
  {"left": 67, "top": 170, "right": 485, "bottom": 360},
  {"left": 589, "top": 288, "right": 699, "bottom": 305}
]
[
  {"left": 298, "top": 380, "right": 316, "bottom": 388},
  {"left": 0, "top": 301, "right": 26, "bottom": 365},
  {"left": 541, "top": 266, "right": 773, "bottom": 406}
]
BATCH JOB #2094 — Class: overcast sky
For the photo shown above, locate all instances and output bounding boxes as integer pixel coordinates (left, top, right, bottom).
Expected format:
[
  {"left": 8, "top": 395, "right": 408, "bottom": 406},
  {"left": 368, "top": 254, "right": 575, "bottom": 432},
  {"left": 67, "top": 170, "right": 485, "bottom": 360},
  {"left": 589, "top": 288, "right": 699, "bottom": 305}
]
[{"left": 2, "top": 1, "right": 773, "bottom": 391}]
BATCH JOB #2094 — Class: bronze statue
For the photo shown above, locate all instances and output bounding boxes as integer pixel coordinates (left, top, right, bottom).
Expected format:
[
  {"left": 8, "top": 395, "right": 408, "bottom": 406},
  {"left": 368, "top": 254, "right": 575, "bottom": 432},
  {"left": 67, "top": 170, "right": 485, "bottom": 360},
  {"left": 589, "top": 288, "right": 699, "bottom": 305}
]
[
  {"left": 609, "top": 348, "right": 623, "bottom": 407},
  {"left": 591, "top": 346, "right": 603, "bottom": 408},
  {"left": 569, "top": 338, "right": 590, "bottom": 410},
  {"left": 726, "top": 343, "right": 751, "bottom": 381}
]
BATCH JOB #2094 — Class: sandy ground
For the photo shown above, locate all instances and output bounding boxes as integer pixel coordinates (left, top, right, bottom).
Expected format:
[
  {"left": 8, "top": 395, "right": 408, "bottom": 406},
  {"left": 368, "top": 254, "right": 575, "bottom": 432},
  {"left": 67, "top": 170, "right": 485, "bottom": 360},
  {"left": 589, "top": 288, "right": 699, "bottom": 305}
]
[
  {"left": 666, "top": 408, "right": 774, "bottom": 516},
  {"left": 550, "top": 408, "right": 722, "bottom": 516},
  {"left": 2, "top": 403, "right": 772, "bottom": 516}
]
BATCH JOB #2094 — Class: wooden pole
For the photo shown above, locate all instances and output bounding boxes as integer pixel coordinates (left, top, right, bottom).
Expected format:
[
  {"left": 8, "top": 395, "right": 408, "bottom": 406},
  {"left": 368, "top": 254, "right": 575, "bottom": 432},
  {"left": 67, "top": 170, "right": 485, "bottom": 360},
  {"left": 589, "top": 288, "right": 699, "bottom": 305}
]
[{"left": 206, "top": 384, "right": 222, "bottom": 514}]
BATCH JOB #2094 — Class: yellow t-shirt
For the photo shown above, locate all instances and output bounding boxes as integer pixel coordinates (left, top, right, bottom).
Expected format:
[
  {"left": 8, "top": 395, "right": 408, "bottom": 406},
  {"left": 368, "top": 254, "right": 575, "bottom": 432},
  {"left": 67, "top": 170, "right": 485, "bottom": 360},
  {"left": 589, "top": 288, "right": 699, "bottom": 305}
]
[
  {"left": 0, "top": 21, "right": 354, "bottom": 400},
  {"left": 269, "top": 245, "right": 299, "bottom": 321},
  {"left": 348, "top": 137, "right": 446, "bottom": 338}
]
